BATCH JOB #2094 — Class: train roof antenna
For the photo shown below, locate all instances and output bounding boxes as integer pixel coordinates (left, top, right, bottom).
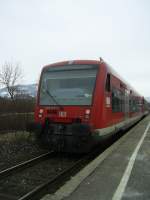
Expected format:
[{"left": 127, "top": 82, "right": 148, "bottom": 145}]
[{"left": 99, "top": 57, "right": 104, "bottom": 63}]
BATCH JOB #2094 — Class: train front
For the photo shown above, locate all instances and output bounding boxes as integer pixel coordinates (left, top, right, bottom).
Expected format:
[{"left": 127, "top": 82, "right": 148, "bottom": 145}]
[{"left": 35, "top": 61, "right": 99, "bottom": 153}]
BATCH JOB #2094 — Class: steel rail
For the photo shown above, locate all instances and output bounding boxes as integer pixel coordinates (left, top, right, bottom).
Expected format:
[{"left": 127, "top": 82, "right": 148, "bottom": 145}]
[
  {"left": 0, "top": 151, "right": 53, "bottom": 179},
  {"left": 18, "top": 150, "right": 100, "bottom": 200}
]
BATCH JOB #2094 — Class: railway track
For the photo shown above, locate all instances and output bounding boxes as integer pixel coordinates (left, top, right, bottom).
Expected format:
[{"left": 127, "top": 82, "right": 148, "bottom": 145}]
[
  {"left": 18, "top": 155, "right": 92, "bottom": 200},
  {"left": 0, "top": 152, "right": 53, "bottom": 179},
  {"left": 0, "top": 146, "right": 103, "bottom": 200},
  {"left": 0, "top": 151, "right": 55, "bottom": 200},
  {"left": 0, "top": 150, "right": 84, "bottom": 200},
  {"left": 0, "top": 122, "right": 139, "bottom": 200}
]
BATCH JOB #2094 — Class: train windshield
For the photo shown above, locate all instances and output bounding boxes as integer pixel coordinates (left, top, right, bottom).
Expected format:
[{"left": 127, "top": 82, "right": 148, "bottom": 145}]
[{"left": 39, "top": 64, "right": 98, "bottom": 106}]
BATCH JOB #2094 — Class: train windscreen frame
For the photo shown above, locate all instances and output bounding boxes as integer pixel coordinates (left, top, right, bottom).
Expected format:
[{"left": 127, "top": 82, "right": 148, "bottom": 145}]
[{"left": 39, "top": 64, "right": 98, "bottom": 106}]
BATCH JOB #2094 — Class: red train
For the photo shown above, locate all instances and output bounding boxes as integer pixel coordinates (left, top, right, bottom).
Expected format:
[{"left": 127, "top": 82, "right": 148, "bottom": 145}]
[{"left": 34, "top": 58, "right": 148, "bottom": 153}]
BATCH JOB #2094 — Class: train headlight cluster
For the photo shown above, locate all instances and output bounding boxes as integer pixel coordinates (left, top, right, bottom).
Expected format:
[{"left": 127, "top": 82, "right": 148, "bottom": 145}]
[
  {"left": 84, "top": 109, "right": 91, "bottom": 119},
  {"left": 38, "top": 109, "right": 44, "bottom": 118}
]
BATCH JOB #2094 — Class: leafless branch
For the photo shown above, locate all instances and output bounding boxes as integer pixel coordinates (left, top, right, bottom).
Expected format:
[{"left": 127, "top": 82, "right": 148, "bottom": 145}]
[{"left": 0, "top": 62, "right": 23, "bottom": 100}]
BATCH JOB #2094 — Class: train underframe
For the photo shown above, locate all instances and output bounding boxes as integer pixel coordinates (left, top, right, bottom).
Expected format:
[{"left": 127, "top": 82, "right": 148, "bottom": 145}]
[
  {"left": 35, "top": 120, "right": 95, "bottom": 153},
  {"left": 28, "top": 115, "right": 144, "bottom": 153},
  {"left": 41, "top": 122, "right": 93, "bottom": 153}
]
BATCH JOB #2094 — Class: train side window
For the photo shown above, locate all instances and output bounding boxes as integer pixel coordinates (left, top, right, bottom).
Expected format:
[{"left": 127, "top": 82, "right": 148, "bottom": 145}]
[
  {"left": 112, "top": 88, "right": 123, "bottom": 112},
  {"left": 129, "top": 97, "right": 140, "bottom": 112},
  {"left": 105, "top": 74, "right": 111, "bottom": 92}
]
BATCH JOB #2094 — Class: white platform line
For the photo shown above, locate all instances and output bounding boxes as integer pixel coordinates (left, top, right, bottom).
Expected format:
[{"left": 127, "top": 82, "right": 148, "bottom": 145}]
[{"left": 112, "top": 121, "right": 150, "bottom": 200}]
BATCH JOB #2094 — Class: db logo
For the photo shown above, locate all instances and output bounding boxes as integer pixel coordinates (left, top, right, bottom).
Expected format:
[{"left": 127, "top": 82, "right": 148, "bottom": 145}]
[{"left": 59, "top": 111, "right": 67, "bottom": 117}]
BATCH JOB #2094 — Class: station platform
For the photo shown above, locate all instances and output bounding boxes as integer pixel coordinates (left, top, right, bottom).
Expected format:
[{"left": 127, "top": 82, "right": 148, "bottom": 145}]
[{"left": 42, "top": 115, "right": 150, "bottom": 200}]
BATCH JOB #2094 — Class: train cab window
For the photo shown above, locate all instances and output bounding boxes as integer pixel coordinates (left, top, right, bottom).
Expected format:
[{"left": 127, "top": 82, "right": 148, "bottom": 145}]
[
  {"left": 105, "top": 74, "right": 111, "bottom": 92},
  {"left": 39, "top": 64, "right": 98, "bottom": 106}
]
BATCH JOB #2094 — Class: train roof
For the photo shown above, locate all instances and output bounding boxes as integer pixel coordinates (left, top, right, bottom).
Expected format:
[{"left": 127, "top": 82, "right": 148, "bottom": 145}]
[
  {"left": 43, "top": 59, "right": 143, "bottom": 98},
  {"left": 43, "top": 59, "right": 100, "bottom": 69}
]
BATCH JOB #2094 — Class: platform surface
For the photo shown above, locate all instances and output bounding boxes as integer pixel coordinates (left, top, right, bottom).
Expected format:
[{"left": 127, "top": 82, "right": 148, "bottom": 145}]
[{"left": 42, "top": 115, "right": 150, "bottom": 200}]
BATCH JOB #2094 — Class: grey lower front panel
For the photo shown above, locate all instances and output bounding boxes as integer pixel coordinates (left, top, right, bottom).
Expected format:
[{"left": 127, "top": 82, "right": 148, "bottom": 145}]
[
  {"left": 47, "top": 134, "right": 93, "bottom": 153},
  {"left": 46, "top": 131, "right": 114, "bottom": 153},
  {"left": 40, "top": 122, "right": 93, "bottom": 153}
]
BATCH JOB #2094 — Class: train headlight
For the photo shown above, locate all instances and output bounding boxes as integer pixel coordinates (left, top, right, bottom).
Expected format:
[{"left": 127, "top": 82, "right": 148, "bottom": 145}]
[
  {"left": 84, "top": 109, "right": 91, "bottom": 119},
  {"left": 39, "top": 109, "right": 44, "bottom": 114},
  {"left": 38, "top": 109, "right": 44, "bottom": 118},
  {"left": 85, "top": 109, "right": 90, "bottom": 114},
  {"left": 38, "top": 114, "right": 43, "bottom": 118}
]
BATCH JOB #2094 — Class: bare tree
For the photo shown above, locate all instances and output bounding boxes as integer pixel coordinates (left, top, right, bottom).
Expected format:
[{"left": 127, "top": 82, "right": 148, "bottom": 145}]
[{"left": 0, "top": 62, "right": 23, "bottom": 100}]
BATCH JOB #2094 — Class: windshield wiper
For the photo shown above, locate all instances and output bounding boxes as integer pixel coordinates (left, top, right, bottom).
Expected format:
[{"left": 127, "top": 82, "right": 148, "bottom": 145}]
[{"left": 45, "top": 89, "right": 63, "bottom": 110}]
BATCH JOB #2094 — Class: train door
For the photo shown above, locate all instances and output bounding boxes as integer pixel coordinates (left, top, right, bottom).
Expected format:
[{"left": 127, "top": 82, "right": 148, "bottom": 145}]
[{"left": 124, "top": 89, "right": 130, "bottom": 119}]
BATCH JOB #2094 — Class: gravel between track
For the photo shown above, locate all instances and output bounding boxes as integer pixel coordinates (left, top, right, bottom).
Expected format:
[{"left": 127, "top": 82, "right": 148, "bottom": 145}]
[
  {"left": 0, "top": 155, "right": 78, "bottom": 198},
  {"left": 0, "top": 131, "right": 47, "bottom": 171}
]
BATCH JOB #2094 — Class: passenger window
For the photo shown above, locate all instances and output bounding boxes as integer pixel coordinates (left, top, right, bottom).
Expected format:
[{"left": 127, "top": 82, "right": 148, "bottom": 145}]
[
  {"left": 129, "top": 97, "right": 140, "bottom": 112},
  {"left": 105, "top": 74, "right": 111, "bottom": 92},
  {"left": 112, "top": 88, "right": 123, "bottom": 112}
]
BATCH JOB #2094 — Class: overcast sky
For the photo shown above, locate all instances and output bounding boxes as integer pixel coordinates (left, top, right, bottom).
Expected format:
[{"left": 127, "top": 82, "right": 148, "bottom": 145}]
[{"left": 0, "top": 0, "right": 150, "bottom": 96}]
